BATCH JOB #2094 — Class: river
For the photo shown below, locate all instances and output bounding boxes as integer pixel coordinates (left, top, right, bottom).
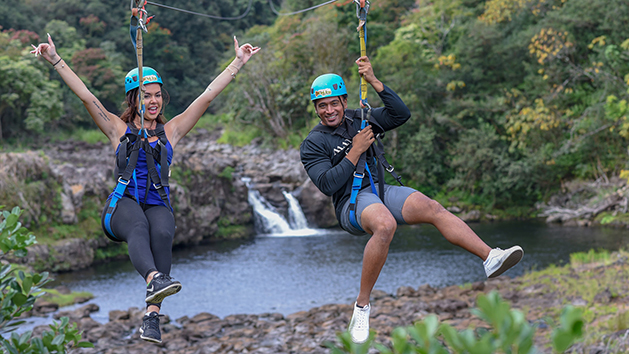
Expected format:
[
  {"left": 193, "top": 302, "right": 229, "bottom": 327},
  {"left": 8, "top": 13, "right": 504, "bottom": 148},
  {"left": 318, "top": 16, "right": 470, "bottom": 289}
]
[{"left": 43, "top": 220, "right": 628, "bottom": 327}]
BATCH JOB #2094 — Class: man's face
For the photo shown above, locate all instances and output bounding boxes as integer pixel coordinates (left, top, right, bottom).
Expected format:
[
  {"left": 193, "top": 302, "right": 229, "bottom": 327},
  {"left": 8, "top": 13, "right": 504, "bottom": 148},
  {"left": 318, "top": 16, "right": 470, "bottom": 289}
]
[{"left": 315, "top": 96, "right": 347, "bottom": 127}]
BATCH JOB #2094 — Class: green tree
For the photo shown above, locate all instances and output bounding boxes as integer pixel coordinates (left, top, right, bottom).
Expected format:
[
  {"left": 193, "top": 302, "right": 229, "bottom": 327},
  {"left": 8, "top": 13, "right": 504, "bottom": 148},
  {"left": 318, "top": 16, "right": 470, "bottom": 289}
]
[{"left": 0, "top": 30, "right": 63, "bottom": 141}]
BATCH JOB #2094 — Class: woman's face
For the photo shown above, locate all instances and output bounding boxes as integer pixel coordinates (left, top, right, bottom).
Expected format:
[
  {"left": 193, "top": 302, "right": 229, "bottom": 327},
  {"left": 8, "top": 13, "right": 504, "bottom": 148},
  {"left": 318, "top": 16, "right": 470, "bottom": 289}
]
[{"left": 141, "top": 83, "right": 163, "bottom": 121}]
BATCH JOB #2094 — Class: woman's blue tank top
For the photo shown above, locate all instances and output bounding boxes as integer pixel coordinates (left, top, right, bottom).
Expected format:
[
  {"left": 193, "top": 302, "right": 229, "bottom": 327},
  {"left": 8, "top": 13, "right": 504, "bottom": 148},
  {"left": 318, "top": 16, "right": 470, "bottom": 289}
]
[{"left": 109, "top": 127, "right": 174, "bottom": 207}]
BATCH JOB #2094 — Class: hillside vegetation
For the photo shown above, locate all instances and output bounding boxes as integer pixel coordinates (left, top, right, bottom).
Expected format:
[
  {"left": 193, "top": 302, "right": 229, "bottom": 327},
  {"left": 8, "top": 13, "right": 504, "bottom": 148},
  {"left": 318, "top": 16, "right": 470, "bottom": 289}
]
[{"left": 2, "top": 0, "right": 629, "bottom": 213}]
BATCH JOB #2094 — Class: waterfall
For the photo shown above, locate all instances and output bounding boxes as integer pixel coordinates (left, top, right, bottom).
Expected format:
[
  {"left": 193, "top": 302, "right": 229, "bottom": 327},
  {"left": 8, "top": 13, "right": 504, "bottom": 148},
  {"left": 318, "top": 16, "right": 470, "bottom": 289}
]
[
  {"left": 243, "top": 178, "right": 318, "bottom": 236},
  {"left": 247, "top": 189, "right": 292, "bottom": 234},
  {"left": 283, "top": 191, "right": 308, "bottom": 230}
]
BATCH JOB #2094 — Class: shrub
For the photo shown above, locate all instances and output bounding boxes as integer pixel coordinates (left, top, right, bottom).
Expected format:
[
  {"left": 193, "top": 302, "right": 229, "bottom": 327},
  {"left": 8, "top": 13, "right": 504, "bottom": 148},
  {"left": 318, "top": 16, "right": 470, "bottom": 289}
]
[
  {"left": 327, "top": 291, "right": 583, "bottom": 354},
  {"left": 0, "top": 206, "right": 93, "bottom": 353}
]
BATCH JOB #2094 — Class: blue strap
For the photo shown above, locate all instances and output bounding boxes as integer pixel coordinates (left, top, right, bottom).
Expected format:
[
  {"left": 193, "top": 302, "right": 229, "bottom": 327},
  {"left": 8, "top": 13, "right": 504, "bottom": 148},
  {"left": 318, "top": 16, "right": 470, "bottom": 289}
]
[
  {"left": 348, "top": 116, "right": 378, "bottom": 231},
  {"left": 104, "top": 179, "right": 130, "bottom": 239},
  {"left": 365, "top": 162, "right": 377, "bottom": 195},
  {"left": 348, "top": 171, "right": 364, "bottom": 230}
]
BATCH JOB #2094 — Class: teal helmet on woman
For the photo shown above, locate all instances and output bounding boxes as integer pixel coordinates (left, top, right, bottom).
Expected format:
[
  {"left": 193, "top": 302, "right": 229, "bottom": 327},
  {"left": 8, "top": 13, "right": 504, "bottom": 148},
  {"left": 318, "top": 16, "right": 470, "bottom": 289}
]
[
  {"left": 125, "top": 67, "right": 163, "bottom": 93},
  {"left": 310, "top": 73, "right": 347, "bottom": 101}
]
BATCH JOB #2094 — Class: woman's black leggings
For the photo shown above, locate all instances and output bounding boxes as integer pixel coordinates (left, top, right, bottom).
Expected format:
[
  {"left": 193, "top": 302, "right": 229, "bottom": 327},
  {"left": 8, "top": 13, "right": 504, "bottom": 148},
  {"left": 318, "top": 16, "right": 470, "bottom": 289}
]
[{"left": 101, "top": 197, "right": 175, "bottom": 280}]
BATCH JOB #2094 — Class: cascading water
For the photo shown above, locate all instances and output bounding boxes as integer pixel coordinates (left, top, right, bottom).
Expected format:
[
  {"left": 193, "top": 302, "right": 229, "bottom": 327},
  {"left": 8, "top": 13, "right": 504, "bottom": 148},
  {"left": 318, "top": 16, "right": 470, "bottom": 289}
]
[
  {"left": 247, "top": 188, "right": 292, "bottom": 234},
  {"left": 243, "top": 178, "right": 319, "bottom": 236},
  {"left": 283, "top": 190, "right": 308, "bottom": 230}
]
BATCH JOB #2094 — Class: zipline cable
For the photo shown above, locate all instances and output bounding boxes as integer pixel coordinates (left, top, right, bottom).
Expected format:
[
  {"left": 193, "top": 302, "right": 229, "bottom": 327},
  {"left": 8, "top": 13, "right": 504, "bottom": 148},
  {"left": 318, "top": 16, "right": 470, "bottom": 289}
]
[
  {"left": 268, "top": 0, "right": 338, "bottom": 16},
  {"left": 145, "top": 0, "right": 253, "bottom": 20}
]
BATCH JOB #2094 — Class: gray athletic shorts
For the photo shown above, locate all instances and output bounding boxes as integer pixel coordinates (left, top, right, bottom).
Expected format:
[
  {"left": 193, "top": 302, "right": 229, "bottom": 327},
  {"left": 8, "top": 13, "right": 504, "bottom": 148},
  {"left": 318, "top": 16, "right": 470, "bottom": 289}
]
[{"left": 339, "top": 184, "right": 417, "bottom": 235}]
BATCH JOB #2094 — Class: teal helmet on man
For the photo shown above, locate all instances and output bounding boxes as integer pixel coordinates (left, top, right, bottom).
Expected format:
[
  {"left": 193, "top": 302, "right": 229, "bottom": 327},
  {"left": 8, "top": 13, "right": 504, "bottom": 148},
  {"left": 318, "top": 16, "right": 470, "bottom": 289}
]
[
  {"left": 125, "top": 67, "right": 163, "bottom": 93},
  {"left": 310, "top": 73, "right": 347, "bottom": 101}
]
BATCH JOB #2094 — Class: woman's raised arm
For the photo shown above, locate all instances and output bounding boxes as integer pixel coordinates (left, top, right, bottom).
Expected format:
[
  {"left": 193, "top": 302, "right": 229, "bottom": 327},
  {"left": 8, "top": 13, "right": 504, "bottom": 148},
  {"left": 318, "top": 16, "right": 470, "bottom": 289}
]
[
  {"left": 165, "top": 36, "right": 260, "bottom": 147},
  {"left": 31, "top": 34, "right": 126, "bottom": 147}
]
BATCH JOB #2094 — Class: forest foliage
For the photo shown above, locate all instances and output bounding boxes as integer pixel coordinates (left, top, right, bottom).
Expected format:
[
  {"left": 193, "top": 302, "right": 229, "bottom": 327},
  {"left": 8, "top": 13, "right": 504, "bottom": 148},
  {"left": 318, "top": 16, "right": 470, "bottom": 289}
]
[{"left": 2, "top": 0, "right": 629, "bottom": 211}]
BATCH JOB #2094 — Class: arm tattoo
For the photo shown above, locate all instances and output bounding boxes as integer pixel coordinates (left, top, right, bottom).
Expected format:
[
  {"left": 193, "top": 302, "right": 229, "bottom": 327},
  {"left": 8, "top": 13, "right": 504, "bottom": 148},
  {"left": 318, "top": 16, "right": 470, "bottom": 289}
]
[{"left": 93, "top": 101, "right": 110, "bottom": 122}]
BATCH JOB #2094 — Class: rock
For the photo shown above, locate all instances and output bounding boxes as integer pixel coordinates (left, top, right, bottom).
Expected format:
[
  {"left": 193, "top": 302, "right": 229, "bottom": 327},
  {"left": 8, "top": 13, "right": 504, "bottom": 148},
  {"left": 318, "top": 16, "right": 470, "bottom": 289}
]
[
  {"left": 294, "top": 179, "right": 337, "bottom": 228},
  {"left": 53, "top": 303, "right": 99, "bottom": 321},
  {"left": 396, "top": 286, "right": 416, "bottom": 297},
  {"left": 32, "top": 300, "right": 58, "bottom": 315},
  {"left": 447, "top": 206, "right": 461, "bottom": 213},
  {"left": 60, "top": 188, "right": 77, "bottom": 224},
  {"left": 416, "top": 284, "right": 437, "bottom": 296},
  {"left": 110, "top": 309, "right": 131, "bottom": 321},
  {"left": 459, "top": 210, "right": 481, "bottom": 222}
]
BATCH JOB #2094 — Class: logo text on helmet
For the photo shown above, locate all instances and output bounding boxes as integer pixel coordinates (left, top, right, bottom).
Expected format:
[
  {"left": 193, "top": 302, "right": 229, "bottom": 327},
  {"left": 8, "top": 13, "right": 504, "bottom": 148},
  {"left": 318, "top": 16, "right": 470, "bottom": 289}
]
[
  {"left": 315, "top": 88, "right": 332, "bottom": 97},
  {"left": 143, "top": 75, "right": 158, "bottom": 84}
]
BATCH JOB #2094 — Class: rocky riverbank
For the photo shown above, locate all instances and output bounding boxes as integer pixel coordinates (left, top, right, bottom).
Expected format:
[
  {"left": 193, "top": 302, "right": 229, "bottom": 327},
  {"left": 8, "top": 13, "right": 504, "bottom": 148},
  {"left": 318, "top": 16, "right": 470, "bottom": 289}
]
[
  {"left": 27, "top": 250, "right": 629, "bottom": 354},
  {"left": 0, "top": 130, "right": 336, "bottom": 272},
  {"left": 4, "top": 128, "right": 629, "bottom": 273},
  {"left": 536, "top": 177, "right": 629, "bottom": 228}
]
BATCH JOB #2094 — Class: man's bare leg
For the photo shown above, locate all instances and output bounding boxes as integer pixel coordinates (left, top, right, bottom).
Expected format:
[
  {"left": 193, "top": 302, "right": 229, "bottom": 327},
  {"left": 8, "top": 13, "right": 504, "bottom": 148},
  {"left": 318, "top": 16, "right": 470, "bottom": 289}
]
[
  {"left": 356, "top": 203, "right": 397, "bottom": 306},
  {"left": 401, "top": 191, "right": 491, "bottom": 260}
]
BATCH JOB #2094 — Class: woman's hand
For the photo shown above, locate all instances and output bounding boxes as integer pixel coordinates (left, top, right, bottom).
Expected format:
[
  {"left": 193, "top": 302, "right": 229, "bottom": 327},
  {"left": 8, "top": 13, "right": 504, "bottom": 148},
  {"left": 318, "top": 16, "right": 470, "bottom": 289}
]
[
  {"left": 233, "top": 36, "right": 260, "bottom": 65},
  {"left": 30, "top": 33, "right": 61, "bottom": 65}
]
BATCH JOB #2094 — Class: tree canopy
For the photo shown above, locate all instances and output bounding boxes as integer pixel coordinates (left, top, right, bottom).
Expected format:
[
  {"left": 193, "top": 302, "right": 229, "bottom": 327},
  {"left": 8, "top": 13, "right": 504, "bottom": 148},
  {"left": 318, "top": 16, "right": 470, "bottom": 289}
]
[{"left": 2, "top": 0, "right": 629, "bottom": 211}]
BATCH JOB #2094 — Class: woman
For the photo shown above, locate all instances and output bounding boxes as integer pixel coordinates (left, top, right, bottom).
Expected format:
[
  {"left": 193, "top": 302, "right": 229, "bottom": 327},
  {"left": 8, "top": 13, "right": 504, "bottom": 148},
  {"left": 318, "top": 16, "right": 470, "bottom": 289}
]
[{"left": 31, "top": 33, "right": 260, "bottom": 343}]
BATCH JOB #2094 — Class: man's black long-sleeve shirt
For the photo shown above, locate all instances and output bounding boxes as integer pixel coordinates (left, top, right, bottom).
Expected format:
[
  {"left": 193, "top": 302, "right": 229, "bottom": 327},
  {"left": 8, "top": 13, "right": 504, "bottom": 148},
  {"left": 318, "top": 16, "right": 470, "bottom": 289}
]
[{"left": 300, "top": 84, "right": 411, "bottom": 223}]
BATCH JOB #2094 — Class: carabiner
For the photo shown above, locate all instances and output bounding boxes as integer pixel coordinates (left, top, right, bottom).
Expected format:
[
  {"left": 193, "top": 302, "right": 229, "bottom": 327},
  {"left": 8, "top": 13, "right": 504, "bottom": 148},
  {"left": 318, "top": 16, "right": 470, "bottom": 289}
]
[{"left": 354, "top": 0, "right": 370, "bottom": 18}]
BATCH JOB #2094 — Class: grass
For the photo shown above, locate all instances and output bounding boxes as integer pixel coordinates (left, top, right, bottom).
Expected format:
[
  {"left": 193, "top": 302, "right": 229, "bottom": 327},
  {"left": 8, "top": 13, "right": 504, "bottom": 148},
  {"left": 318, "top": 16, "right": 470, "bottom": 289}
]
[
  {"left": 189, "top": 112, "right": 227, "bottom": 133},
  {"left": 39, "top": 288, "right": 94, "bottom": 308},
  {"left": 216, "top": 225, "right": 252, "bottom": 239},
  {"left": 570, "top": 249, "right": 611, "bottom": 266},
  {"left": 32, "top": 198, "right": 102, "bottom": 243},
  {"left": 217, "top": 124, "right": 263, "bottom": 147},
  {"left": 50, "top": 128, "right": 108, "bottom": 144},
  {"left": 516, "top": 249, "right": 629, "bottom": 349},
  {"left": 594, "top": 211, "right": 629, "bottom": 226}
]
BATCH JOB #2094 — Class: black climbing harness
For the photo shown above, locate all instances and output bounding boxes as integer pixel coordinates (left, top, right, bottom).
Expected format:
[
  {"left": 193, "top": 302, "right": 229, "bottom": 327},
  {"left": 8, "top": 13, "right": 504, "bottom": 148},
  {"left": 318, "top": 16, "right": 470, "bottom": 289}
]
[
  {"left": 312, "top": 109, "right": 403, "bottom": 231},
  {"left": 103, "top": 123, "right": 172, "bottom": 239}
]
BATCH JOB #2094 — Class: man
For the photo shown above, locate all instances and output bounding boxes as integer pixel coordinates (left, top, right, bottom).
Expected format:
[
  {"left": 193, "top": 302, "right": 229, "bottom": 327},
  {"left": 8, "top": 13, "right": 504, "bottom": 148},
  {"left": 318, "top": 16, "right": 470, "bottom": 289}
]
[{"left": 300, "top": 56, "right": 523, "bottom": 343}]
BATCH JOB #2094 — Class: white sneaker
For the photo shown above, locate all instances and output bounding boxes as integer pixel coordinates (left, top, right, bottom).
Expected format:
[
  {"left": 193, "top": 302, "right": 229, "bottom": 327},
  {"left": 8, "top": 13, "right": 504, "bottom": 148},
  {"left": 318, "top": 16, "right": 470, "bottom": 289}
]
[
  {"left": 484, "top": 246, "right": 524, "bottom": 278},
  {"left": 348, "top": 302, "right": 370, "bottom": 343}
]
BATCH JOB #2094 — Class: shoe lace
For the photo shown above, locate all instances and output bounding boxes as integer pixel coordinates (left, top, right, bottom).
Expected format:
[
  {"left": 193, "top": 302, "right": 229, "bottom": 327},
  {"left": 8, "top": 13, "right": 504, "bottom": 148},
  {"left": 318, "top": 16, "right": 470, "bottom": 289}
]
[
  {"left": 154, "top": 273, "right": 174, "bottom": 285},
  {"left": 143, "top": 313, "right": 160, "bottom": 332},
  {"left": 354, "top": 307, "right": 369, "bottom": 330}
]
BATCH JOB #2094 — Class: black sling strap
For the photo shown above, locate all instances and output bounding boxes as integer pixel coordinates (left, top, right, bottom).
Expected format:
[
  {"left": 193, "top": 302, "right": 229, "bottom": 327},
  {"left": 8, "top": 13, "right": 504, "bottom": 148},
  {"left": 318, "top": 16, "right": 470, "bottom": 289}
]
[
  {"left": 311, "top": 108, "right": 404, "bottom": 197},
  {"left": 115, "top": 123, "right": 171, "bottom": 209}
]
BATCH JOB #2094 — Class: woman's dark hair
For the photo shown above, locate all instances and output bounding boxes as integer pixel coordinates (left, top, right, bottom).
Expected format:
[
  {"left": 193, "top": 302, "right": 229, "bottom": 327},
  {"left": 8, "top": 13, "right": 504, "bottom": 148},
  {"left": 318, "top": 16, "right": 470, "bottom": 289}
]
[{"left": 120, "top": 86, "right": 170, "bottom": 125}]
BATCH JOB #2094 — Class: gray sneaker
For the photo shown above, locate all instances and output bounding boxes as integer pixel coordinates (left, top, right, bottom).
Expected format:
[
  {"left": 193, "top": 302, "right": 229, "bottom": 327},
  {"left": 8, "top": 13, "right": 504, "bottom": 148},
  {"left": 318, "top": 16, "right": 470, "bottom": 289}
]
[
  {"left": 484, "top": 246, "right": 524, "bottom": 278},
  {"left": 139, "top": 311, "right": 161, "bottom": 343},
  {"left": 145, "top": 272, "right": 182, "bottom": 304},
  {"left": 348, "top": 302, "right": 370, "bottom": 343}
]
